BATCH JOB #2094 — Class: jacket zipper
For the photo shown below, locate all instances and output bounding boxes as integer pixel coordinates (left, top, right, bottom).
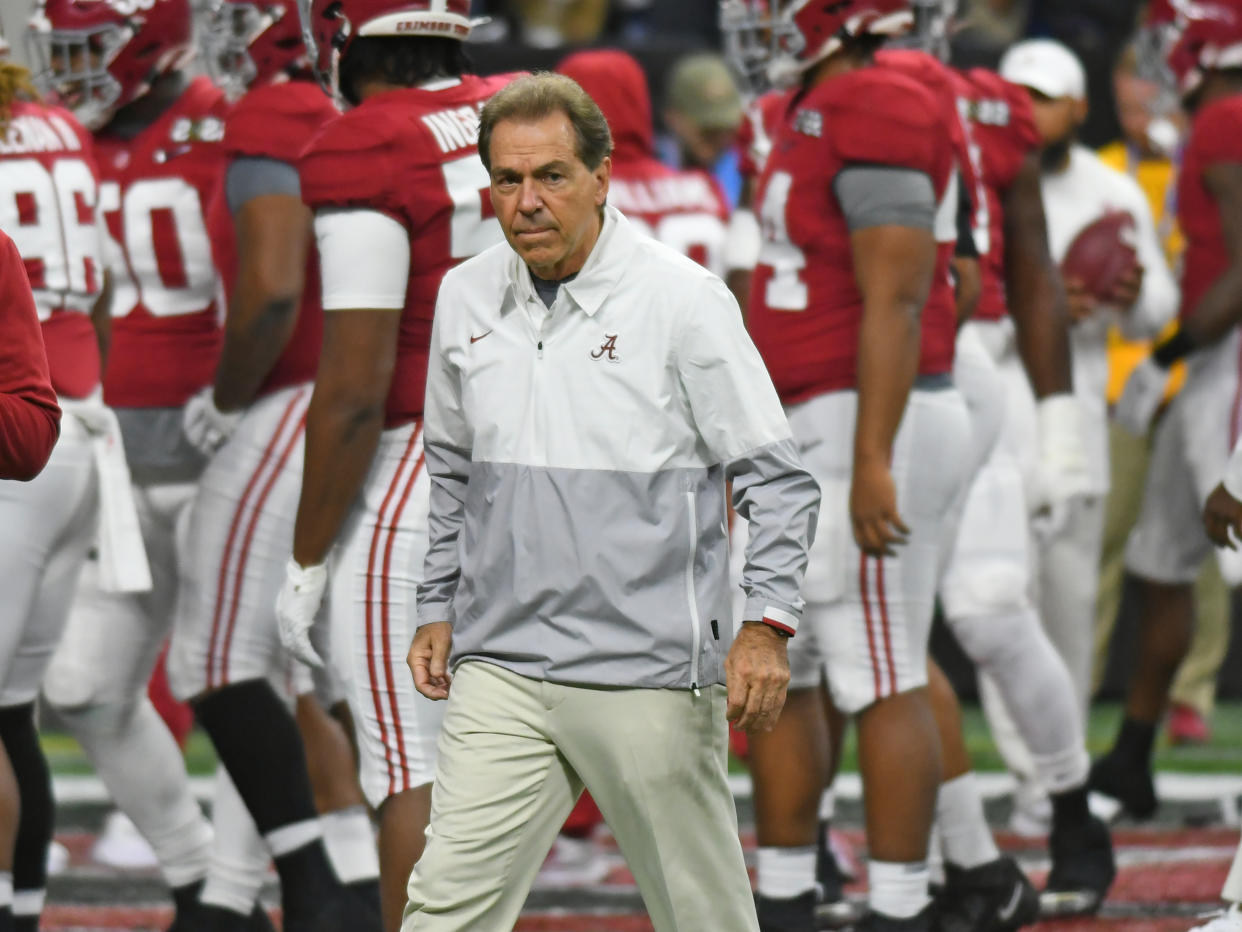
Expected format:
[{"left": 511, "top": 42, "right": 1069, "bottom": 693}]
[{"left": 683, "top": 490, "right": 702, "bottom": 696}]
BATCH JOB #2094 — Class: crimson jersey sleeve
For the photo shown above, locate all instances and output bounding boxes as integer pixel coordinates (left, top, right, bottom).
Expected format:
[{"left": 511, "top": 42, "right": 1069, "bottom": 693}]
[
  {"left": 964, "top": 67, "right": 1040, "bottom": 193},
  {"left": 224, "top": 82, "right": 339, "bottom": 163},
  {"left": 1177, "top": 93, "right": 1242, "bottom": 320},
  {"left": 823, "top": 69, "right": 953, "bottom": 197},
  {"left": 0, "top": 233, "right": 62, "bottom": 480},
  {"left": 299, "top": 112, "right": 410, "bottom": 225},
  {"left": 876, "top": 49, "right": 977, "bottom": 227},
  {"left": 1190, "top": 94, "right": 1242, "bottom": 166}
]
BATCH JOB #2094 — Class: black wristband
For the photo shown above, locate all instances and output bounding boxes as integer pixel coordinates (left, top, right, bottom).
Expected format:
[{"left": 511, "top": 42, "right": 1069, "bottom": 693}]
[{"left": 1151, "top": 329, "right": 1195, "bottom": 369}]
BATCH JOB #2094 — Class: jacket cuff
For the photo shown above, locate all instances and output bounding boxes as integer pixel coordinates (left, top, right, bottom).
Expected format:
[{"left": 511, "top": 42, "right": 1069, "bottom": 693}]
[
  {"left": 743, "top": 597, "right": 799, "bottom": 636},
  {"left": 416, "top": 603, "right": 455, "bottom": 628}
]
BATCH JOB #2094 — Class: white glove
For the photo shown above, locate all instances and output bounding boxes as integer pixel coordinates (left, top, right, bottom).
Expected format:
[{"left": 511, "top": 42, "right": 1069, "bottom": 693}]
[
  {"left": 1114, "top": 357, "right": 1170, "bottom": 437},
  {"left": 1031, "top": 393, "right": 1091, "bottom": 539},
  {"left": 183, "top": 387, "right": 243, "bottom": 456},
  {"left": 276, "top": 559, "right": 327, "bottom": 669}
]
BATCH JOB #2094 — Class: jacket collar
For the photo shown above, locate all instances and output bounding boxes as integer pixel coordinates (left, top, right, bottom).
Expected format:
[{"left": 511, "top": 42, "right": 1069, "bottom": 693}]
[{"left": 504, "top": 205, "right": 635, "bottom": 318}]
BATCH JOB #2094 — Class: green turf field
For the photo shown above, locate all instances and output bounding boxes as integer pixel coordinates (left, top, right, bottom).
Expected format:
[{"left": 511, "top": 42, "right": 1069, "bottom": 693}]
[
  {"left": 725, "top": 701, "right": 1242, "bottom": 776},
  {"left": 42, "top": 701, "right": 1242, "bottom": 779}
]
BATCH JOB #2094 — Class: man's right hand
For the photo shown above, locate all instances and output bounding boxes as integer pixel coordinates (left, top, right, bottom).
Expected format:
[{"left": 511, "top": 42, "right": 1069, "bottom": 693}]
[
  {"left": 183, "top": 387, "right": 242, "bottom": 456},
  {"left": 1204, "top": 482, "right": 1242, "bottom": 549},
  {"left": 1063, "top": 277, "right": 1097, "bottom": 323},
  {"left": 850, "top": 457, "right": 908, "bottom": 557},
  {"left": 409, "top": 622, "right": 453, "bottom": 700}
]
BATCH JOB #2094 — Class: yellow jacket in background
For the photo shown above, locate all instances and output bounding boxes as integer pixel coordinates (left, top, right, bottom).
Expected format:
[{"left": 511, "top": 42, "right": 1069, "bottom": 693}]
[{"left": 1097, "top": 141, "right": 1185, "bottom": 405}]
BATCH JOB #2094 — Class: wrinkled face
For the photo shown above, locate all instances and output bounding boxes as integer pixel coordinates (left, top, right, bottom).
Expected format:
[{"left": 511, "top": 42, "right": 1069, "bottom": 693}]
[{"left": 488, "top": 111, "right": 611, "bottom": 280}]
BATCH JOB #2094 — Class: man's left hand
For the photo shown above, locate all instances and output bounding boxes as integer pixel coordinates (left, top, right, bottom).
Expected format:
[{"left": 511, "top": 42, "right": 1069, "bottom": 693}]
[
  {"left": 725, "top": 622, "right": 790, "bottom": 733},
  {"left": 1204, "top": 482, "right": 1242, "bottom": 549}
]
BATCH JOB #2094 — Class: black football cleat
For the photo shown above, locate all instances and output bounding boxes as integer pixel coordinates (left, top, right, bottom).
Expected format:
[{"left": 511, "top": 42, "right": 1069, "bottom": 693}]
[
  {"left": 847, "top": 903, "right": 937, "bottom": 931},
  {"left": 757, "top": 890, "right": 817, "bottom": 932},
  {"left": 1041, "top": 813, "right": 1116, "bottom": 918},
  {"left": 934, "top": 857, "right": 1039, "bottom": 932},
  {"left": 815, "top": 841, "right": 864, "bottom": 929},
  {"left": 1087, "top": 751, "right": 1157, "bottom": 820}
]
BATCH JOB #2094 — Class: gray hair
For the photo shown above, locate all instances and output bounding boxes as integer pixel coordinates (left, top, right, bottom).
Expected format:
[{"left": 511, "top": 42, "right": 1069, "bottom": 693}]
[{"left": 478, "top": 72, "right": 613, "bottom": 172}]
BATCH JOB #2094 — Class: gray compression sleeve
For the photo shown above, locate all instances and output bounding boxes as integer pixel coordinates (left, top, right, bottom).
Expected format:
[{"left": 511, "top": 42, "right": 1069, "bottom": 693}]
[
  {"left": 226, "top": 157, "right": 301, "bottom": 214},
  {"left": 833, "top": 165, "right": 936, "bottom": 232}
]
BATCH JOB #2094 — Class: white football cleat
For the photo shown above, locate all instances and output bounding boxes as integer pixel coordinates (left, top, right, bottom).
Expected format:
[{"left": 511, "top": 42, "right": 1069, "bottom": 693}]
[
  {"left": 92, "top": 811, "right": 159, "bottom": 870},
  {"left": 45, "top": 839, "right": 70, "bottom": 877},
  {"left": 1189, "top": 905, "right": 1242, "bottom": 931},
  {"left": 531, "top": 835, "right": 611, "bottom": 889}
]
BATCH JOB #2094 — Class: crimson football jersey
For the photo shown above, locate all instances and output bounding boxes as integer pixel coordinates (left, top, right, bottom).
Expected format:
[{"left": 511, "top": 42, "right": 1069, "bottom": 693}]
[
  {"left": 94, "top": 76, "right": 230, "bottom": 408},
  {"left": 299, "top": 74, "right": 515, "bottom": 427},
  {"left": 0, "top": 100, "right": 104, "bottom": 399},
  {"left": 747, "top": 66, "right": 956, "bottom": 404},
  {"left": 209, "top": 81, "right": 338, "bottom": 398},
  {"left": 952, "top": 67, "right": 1041, "bottom": 322},
  {"left": 737, "top": 92, "right": 785, "bottom": 188},
  {"left": 1177, "top": 93, "right": 1242, "bottom": 322}
]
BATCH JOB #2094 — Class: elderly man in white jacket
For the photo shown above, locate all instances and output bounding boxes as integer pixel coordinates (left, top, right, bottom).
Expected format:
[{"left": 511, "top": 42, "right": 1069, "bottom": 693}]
[
  {"left": 980, "top": 38, "right": 1178, "bottom": 823},
  {"left": 404, "top": 74, "right": 820, "bottom": 932}
]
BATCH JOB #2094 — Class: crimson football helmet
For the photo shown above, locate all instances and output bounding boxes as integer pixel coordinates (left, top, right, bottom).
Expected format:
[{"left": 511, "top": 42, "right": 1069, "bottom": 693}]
[
  {"left": 203, "top": 0, "right": 311, "bottom": 101},
  {"left": 1166, "top": 0, "right": 1242, "bottom": 98},
  {"left": 721, "top": 0, "right": 914, "bottom": 91},
  {"left": 299, "top": 0, "right": 474, "bottom": 99},
  {"left": 26, "top": 0, "right": 194, "bottom": 130}
]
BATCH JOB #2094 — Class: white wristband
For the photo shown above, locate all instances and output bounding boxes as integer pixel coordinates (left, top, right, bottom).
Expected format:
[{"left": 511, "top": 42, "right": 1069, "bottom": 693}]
[{"left": 724, "top": 208, "right": 761, "bottom": 272}]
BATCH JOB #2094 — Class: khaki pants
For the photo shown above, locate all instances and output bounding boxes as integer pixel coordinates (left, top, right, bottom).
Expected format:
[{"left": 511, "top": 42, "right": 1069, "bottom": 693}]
[
  {"left": 1093, "top": 420, "right": 1231, "bottom": 715},
  {"left": 403, "top": 661, "right": 758, "bottom": 932}
]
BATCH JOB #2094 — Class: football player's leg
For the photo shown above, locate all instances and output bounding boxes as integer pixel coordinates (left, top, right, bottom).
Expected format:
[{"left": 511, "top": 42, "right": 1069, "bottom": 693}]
[
  {"left": 1099, "top": 402, "right": 1207, "bottom": 818},
  {"left": 333, "top": 426, "right": 441, "bottom": 932},
  {"left": 200, "top": 767, "right": 270, "bottom": 922},
  {"left": 296, "top": 691, "right": 379, "bottom": 898},
  {"left": 45, "top": 483, "right": 215, "bottom": 906},
  {"left": 1035, "top": 494, "right": 1106, "bottom": 722},
  {"left": 927, "top": 661, "right": 1043, "bottom": 929},
  {"left": 0, "top": 430, "right": 98, "bottom": 932},
  {"left": 749, "top": 679, "right": 830, "bottom": 932},
  {"left": 0, "top": 745, "right": 14, "bottom": 925},
  {"left": 825, "top": 389, "right": 970, "bottom": 925},
  {"left": 173, "top": 389, "right": 354, "bottom": 927}
]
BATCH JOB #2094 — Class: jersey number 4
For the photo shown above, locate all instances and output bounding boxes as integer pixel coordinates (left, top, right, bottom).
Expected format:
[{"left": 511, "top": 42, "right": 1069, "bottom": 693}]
[{"left": 757, "top": 170, "right": 809, "bottom": 311}]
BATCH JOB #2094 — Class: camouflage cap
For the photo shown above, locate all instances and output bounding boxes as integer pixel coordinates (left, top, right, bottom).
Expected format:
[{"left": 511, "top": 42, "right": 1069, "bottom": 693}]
[{"left": 665, "top": 52, "right": 743, "bottom": 130}]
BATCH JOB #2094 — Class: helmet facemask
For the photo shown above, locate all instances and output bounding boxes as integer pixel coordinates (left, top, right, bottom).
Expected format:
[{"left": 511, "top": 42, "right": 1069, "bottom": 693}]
[{"left": 26, "top": 19, "right": 129, "bottom": 129}]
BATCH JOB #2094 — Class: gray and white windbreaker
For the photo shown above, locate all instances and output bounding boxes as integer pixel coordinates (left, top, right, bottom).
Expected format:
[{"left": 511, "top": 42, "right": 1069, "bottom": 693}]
[{"left": 417, "top": 206, "right": 819, "bottom": 690}]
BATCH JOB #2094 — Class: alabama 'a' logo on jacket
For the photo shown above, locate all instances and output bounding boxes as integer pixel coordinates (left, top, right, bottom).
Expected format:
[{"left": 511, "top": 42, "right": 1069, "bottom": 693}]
[{"left": 591, "top": 334, "right": 620, "bottom": 363}]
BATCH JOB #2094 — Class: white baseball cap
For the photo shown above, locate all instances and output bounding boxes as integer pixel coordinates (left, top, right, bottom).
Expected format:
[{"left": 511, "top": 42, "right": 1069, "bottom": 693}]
[{"left": 999, "top": 38, "right": 1087, "bottom": 100}]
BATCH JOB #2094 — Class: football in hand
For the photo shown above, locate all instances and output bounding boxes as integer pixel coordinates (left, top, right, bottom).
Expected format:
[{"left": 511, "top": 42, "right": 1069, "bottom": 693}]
[{"left": 1060, "top": 209, "right": 1139, "bottom": 303}]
